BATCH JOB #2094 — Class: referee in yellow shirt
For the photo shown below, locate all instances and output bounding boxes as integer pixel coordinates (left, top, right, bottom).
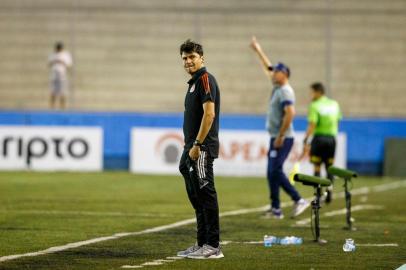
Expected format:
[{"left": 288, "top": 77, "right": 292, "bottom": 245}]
[{"left": 303, "top": 82, "right": 342, "bottom": 203}]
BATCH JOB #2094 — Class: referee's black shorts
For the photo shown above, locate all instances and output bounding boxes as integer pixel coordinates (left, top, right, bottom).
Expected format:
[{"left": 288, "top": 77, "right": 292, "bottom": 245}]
[{"left": 310, "top": 135, "right": 336, "bottom": 166}]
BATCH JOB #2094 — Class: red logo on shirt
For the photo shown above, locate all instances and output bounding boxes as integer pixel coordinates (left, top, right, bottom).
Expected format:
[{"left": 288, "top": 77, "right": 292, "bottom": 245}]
[{"left": 189, "top": 84, "right": 195, "bottom": 93}]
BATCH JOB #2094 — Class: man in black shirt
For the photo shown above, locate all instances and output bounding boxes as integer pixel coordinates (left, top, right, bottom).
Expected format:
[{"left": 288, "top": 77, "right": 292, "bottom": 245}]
[{"left": 177, "top": 39, "right": 223, "bottom": 259}]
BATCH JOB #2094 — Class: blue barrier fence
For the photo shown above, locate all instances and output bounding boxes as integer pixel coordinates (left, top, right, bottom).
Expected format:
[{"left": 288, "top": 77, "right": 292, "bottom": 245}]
[{"left": 1, "top": 110, "right": 406, "bottom": 175}]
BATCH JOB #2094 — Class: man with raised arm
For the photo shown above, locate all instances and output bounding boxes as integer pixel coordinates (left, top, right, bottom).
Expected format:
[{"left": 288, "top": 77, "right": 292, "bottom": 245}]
[{"left": 250, "top": 36, "right": 309, "bottom": 219}]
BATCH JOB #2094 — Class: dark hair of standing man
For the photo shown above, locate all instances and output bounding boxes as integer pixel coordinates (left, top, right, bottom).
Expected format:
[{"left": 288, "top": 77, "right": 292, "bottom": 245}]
[
  {"left": 55, "top": 41, "right": 64, "bottom": 52},
  {"left": 311, "top": 82, "right": 325, "bottom": 94},
  {"left": 179, "top": 39, "right": 204, "bottom": 56}
]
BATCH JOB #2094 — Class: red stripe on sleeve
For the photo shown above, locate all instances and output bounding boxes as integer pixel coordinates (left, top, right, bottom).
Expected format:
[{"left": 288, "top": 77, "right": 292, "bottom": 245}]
[{"left": 201, "top": 73, "right": 211, "bottom": 94}]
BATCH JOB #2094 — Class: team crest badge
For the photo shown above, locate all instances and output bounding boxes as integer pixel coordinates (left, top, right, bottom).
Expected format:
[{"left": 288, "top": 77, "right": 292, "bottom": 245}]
[{"left": 189, "top": 84, "right": 195, "bottom": 93}]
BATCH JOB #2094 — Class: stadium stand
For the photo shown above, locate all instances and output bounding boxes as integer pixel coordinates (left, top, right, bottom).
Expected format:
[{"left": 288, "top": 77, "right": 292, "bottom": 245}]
[{"left": 0, "top": 0, "right": 405, "bottom": 116}]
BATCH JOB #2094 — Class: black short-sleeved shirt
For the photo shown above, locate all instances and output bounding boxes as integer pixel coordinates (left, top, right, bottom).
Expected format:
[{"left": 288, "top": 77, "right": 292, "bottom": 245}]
[{"left": 183, "top": 67, "right": 220, "bottom": 158}]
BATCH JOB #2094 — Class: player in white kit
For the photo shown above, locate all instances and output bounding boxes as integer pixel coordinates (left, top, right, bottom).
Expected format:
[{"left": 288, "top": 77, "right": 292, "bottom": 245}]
[{"left": 48, "top": 42, "right": 72, "bottom": 109}]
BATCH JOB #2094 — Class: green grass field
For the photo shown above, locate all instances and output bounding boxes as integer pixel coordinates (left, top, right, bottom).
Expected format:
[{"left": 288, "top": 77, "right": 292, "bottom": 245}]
[{"left": 0, "top": 172, "right": 405, "bottom": 270}]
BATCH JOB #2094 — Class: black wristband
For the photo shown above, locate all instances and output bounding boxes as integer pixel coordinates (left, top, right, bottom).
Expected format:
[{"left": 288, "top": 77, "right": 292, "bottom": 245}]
[{"left": 193, "top": 140, "right": 202, "bottom": 147}]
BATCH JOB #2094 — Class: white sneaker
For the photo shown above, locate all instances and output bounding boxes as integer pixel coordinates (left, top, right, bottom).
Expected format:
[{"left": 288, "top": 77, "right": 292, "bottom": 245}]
[
  {"left": 291, "top": 199, "right": 310, "bottom": 218},
  {"left": 186, "top": 244, "right": 224, "bottom": 259},
  {"left": 263, "top": 208, "right": 284, "bottom": 219},
  {"left": 177, "top": 244, "right": 201, "bottom": 257}
]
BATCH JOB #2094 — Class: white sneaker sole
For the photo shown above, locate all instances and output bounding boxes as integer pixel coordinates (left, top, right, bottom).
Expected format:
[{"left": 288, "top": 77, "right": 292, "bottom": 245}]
[{"left": 291, "top": 202, "right": 310, "bottom": 217}]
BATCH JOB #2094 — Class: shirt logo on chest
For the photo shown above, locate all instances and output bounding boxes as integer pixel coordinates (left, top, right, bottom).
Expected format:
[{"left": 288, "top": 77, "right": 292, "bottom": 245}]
[{"left": 189, "top": 84, "right": 196, "bottom": 93}]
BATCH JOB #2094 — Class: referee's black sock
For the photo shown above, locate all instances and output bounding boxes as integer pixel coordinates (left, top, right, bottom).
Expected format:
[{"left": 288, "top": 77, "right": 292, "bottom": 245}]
[
  {"left": 327, "top": 173, "right": 334, "bottom": 183},
  {"left": 326, "top": 172, "right": 334, "bottom": 204}
]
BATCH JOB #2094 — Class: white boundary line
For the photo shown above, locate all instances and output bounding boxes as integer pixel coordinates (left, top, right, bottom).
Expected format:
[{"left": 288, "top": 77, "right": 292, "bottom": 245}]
[
  {"left": 1, "top": 180, "right": 405, "bottom": 263},
  {"left": 0, "top": 210, "right": 172, "bottom": 218},
  {"left": 122, "top": 265, "right": 143, "bottom": 269},
  {"left": 211, "top": 241, "right": 399, "bottom": 247},
  {"left": 357, "top": 243, "right": 399, "bottom": 247},
  {"left": 295, "top": 204, "right": 384, "bottom": 226}
]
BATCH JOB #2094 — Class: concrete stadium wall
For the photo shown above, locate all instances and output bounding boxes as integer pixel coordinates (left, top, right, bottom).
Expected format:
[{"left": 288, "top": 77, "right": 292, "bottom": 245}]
[
  {"left": 0, "top": 0, "right": 405, "bottom": 116},
  {"left": 1, "top": 110, "right": 405, "bottom": 175}
]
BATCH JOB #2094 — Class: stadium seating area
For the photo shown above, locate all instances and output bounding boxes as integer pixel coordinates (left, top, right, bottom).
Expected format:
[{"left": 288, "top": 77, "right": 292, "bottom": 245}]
[{"left": 0, "top": 0, "right": 405, "bottom": 116}]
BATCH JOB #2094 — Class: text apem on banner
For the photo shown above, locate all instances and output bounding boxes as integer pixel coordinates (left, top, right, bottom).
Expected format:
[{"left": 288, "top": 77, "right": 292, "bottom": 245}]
[{"left": 130, "top": 128, "right": 346, "bottom": 177}]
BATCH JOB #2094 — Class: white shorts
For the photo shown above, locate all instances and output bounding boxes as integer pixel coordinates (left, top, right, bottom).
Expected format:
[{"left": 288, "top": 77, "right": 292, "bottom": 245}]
[{"left": 50, "top": 78, "right": 69, "bottom": 96}]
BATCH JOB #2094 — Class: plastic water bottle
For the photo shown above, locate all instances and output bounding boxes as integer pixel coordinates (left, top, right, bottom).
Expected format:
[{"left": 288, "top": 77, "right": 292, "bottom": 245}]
[
  {"left": 280, "top": 236, "right": 303, "bottom": 245},
  {"left": 263, "top": 235, "right": 279, "bottom": 247},
  {"left": 264, "top": 235, "right": 272, "bottom": 247},
  {"left": 293, "top": 236, "right": 303, "bottom": 245},
  {"left": 343, "top": 238, "right": 356, "bottom": 252},
  {"left": 280, "top": 237, "right": 288, "bottom": 245}
]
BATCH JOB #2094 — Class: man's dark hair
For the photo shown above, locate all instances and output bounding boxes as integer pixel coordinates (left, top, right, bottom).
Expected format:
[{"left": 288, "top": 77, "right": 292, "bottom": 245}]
[
  {"left": 311, "top": 82, "right": 325, "bottom": 94},
  {"left": 180, "top": 39, "right": 203, "bottom": 56},
  {"left": 55, "top": 41, "right": 64, "bottom": 52}
]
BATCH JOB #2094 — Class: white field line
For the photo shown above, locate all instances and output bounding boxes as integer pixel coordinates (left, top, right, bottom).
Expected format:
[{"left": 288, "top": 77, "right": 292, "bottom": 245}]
[
  {"left": 220, "top": 241, "right": 399, "bottom": 248},
  {"left": 165, "top": 256, "right": 184, "bottom": 260},
  {"left": 357, "top": 243, "right": 399, "bottom": 247},
  {"left": 295, "top": 204, "right": 385, "bottom": 226},
  {"left": 324, "top": 205, "right": 384, "bottom": 217},
  {"left": 1, "top": 180, "right": 405, "bottom": 263},
  {"left": 242, "top": 241, "right": 264, "bottom": 245},
  {"left": 0, "top": 209, "right": 172, "bottom": 218},
  {"left": 142, "top": 261, "right": 164, "bottom": 266},
  {"left": 359, "top": 196, "right": 368, "bottom": 203},
  {"left": 154, "top": 259, "right": 175, "bottom": 263},
  {"left": 121, "top": 258, "right": 186, "bottom": 269}
]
